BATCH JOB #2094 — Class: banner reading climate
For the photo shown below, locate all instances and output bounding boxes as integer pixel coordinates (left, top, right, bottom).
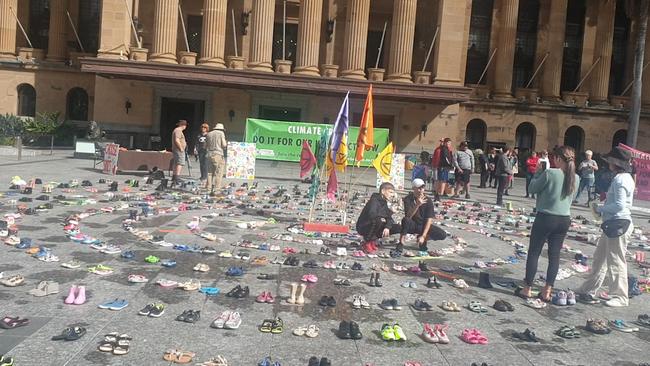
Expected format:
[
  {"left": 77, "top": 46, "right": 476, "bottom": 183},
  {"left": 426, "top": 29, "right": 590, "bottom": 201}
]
[{"left": 245, "top": 118, "right": 390, "bottom": 167}]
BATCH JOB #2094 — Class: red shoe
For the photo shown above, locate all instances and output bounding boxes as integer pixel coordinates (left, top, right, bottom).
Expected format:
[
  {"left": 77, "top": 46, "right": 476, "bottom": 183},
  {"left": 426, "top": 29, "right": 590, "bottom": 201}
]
[{"left": 362, "top": 241, "right": 377, "bottom": 254}]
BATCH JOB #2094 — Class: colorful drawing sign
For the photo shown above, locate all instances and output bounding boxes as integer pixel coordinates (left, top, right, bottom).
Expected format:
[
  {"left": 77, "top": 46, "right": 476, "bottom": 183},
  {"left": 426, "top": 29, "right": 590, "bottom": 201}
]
[
  {"left": 226, "top": 142, "right": 256, "bottom": 180},
  {"left": 376, "top": 154, "right": 405, "bottom": 191},
  {"left": 244, "top": 118, "right": 390, "bottom": 167},
  {"left": 103, "top": 143, "right": 119, "bottom": 175}
]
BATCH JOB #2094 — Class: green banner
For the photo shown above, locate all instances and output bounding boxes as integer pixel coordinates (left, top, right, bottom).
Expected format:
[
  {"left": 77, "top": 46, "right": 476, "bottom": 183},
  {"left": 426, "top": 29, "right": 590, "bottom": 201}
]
[{"left": 245, "top": 118, "right": 390, "bottom": 167}]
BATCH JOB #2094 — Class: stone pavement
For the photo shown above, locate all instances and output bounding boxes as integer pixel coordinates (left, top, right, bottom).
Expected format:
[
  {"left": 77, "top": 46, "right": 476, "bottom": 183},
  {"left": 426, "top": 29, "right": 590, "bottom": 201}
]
[{"left": 0, "top": 152, "right": 649, "bottom": 366}]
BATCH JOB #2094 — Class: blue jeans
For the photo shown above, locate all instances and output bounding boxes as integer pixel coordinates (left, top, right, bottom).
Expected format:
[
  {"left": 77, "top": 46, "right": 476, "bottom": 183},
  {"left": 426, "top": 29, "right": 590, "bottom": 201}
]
[{"left": 575, "top": 177, "right": 594, "bottom": 203}]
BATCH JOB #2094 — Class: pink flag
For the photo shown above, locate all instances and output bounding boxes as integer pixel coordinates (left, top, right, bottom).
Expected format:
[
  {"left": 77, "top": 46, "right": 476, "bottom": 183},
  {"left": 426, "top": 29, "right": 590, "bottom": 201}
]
[
  {"left": 326, "top": 168, "right": 338, "bottom": 201},
  {"left": 300, "top": 140, "right": 317, "bottom": 179}
]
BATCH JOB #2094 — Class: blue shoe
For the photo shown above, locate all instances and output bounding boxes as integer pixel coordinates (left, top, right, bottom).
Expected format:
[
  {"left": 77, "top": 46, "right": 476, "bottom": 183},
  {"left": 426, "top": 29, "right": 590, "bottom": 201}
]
[
  {"left": 226, "top": 267, "right": 244, "bottom": 276},
  {"left": 161, "top": 259, "right": 177, "bottom": 268},
  {"left": 121, "top": 251, "right": 135, "bottom": 259},
  {"left": 173, "top": 244, "right": 189, "bottom": 251},
  {"left": 16, "top": 238, "right": 32, "bottom": 249},
  {"left": 258, "top": 357, "right": 271, "bottom": 366},
  {"left": 198, "top": 287, "right": 220, "bottom": 296},
  {"left": 33, "top": 246, "right": 49, "bottom": 258},
  {"left": 108, "top": 299, "right": 128, "bottom": 310}
]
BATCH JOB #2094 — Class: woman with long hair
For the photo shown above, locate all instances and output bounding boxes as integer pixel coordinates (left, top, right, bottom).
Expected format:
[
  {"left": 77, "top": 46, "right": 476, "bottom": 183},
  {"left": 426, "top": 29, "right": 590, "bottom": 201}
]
[{"left": 519, "top": 146, "right": 578, "bottom": 301}]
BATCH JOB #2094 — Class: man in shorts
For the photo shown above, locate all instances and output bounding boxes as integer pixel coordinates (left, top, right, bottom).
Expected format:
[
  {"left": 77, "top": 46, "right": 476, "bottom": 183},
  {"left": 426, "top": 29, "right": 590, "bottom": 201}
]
[
  {"left": 453, "top": 141, "right": 474, "bottom": 199},
  {"left": 171, "top": 120, "right": 188, "bottom": 186}
]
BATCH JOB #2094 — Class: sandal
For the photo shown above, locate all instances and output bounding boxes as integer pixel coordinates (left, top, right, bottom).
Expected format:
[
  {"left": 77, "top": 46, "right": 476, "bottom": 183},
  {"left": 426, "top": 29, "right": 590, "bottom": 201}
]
[
  {"left": 305, "top": 324, "right": 319, "bottom": 338},
  {"left": 586, "top": 319, "right": 611, "bottom": 334},
  {"left": 512, "top": 328, "right": 539, "bottom": 342},
  {"left": 271, "top": 318, "right": 284, "bottom": 334},
  {"left": 259, "top": 319, "right": 273, "bottom": 333},
  {"left": 524, "top": 298, "right": 547, "bottom": 309},
  {"left": 468, "top": 300, "right": 487, "bottom": 313}
]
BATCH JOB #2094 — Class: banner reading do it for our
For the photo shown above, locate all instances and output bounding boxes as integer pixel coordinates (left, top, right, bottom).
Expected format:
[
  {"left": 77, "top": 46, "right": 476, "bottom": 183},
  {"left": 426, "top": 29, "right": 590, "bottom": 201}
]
[{"left": 244, "top": 118, "right": 390, "bottom": 167}]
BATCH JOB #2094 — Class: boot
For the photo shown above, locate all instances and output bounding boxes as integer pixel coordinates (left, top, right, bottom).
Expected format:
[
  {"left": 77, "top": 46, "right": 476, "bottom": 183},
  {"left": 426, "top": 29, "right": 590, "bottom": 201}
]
[
  {"left": 73, "top": 286, "right": 86, "bottom": 305},
  {"left": 374, "top": 272, "right": 382, "bottom": 287},
  {"left": 287, "top": 282, "right": 298, "bottom": 304},
  {"left": 156, "top": 179, "right": 168, "bottom": 191},
  {"left": 64, "top": 285, "right": 77, "bottom": 304},
  {"left": 369, "top": 273, "right": 376, "bottom": 287},
  {"left": 109, "top": 182, "right": 118, "bottom": 192},
  {"left": 296, "top": 283, "right": 306, "bottom": 305},
  {"left": 478, "top": 272, "right": 493, "bottom": 289}
]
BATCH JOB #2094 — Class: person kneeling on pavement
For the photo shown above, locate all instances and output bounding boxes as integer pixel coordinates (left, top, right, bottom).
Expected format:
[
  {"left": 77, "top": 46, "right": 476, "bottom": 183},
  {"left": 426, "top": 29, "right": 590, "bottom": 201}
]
[
  {"left": 398, "top": 178, "right": 447, "bottom": 253},
  {"left": 356, "top": 182, "right": 401, "bottom": 253}
]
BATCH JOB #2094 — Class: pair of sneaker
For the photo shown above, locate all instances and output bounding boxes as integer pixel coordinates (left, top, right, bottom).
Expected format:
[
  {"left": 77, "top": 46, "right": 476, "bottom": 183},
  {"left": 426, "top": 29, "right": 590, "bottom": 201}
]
[
  {"left": 422, "top": 323, "right": 449, "bottom": 343},
  {"left": 552, "top": 290, "right": 576, "bottom": 306},
  {"left": 212, "top": 311, "right": 242, "bottom": 329},
  {"left": 381, "top": 323, "right": 406, "bottom": 341}
]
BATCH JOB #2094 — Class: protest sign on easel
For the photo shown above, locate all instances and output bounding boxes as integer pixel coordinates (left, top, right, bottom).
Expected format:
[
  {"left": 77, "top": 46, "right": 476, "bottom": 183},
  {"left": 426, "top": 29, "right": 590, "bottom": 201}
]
[
  {"left": 102, "top": 143, "right": 119, "bottom": 175},
  {"left": 226, "top": 142, "right": 256, "bottom": 180}
]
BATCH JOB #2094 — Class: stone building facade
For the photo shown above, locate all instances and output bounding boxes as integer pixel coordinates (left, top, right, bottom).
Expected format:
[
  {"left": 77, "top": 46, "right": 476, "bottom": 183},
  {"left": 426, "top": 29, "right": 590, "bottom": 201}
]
[{"left": 0, "top": 0, "right": 648, "bottom": 154}]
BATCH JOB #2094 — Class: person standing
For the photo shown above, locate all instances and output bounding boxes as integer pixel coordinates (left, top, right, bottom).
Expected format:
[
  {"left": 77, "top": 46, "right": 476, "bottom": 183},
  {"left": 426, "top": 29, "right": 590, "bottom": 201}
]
[
  {"left": 487, "top": 147, "right": 497, "bottom": 188},
  {"left": 574, "top": 150, "right": 598, "bottom": 205},
  {"left": 431, "top": 140, "right": 443, "bottom": 198},
  {"left": 519, "top": 146, "right": 578, "bottom": 301},
  {"left": 453, "top": 141, "right": 474, "bottom": 199},
  {"left": 525, "top": 152, "right": 539, "bottom": 198},
  {"left": 495, "top": 147, "right": 512, "bottom": 206},
  {"left": 171, "top": 120, "right": 188, "bottom": 187},
  {"left": 477, "top": 149, "right": 489, "bottom": 188},
  {"left": 205, "top": 123, "right": 228, "bottom": 195},
  {"left": 507, "top": 148, "right": 519, "bottom": 194},
  {"left": 434, "top": 138, "right": 454, "bottom": 200},
  {"left": 195, "top": 123, "right": 209, "bottom": 186},
  {"left": 577, "top": 147, "right": 634, "bottom": 307}
]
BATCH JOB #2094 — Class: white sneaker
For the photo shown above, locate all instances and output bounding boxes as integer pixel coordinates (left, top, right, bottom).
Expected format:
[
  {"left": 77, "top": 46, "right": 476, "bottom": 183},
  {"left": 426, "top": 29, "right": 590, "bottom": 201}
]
[
  {"left": 352, "top": 295, "right": 361, "bottom": 309},
  {"left": 336, "top": 247, "right": 347, "bottom": 256},
  {"left": 359, "top": 296, "right": 370, "bottom": 309},
  {"left": 604, "top": 297, "right": 628, "bottom": 307}
]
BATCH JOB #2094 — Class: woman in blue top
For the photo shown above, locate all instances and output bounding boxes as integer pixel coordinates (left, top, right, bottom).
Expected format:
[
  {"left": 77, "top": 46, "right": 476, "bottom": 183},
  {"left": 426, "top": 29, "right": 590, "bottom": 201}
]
[
  {"left": 519, "top": 146, "right": 578, "bottom": 301},
  {"left": 578, "top": 147, "right": 635, "bottom": 307}
]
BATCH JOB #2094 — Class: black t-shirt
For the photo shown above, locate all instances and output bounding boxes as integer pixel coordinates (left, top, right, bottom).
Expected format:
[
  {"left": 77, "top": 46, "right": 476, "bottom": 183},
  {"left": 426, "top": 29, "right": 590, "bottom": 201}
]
[
  {"left": 196, "top": 134, "right": 207, "bottom": 153},
  {"left": 403, "top": 192, "right": 434, "bottom": 226}
]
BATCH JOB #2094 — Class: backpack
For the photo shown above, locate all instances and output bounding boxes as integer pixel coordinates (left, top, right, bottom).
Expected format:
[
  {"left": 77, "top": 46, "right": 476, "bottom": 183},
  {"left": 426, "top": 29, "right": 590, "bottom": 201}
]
[{"left": 412, "top": 165, "right": 427, "bottom": 181}]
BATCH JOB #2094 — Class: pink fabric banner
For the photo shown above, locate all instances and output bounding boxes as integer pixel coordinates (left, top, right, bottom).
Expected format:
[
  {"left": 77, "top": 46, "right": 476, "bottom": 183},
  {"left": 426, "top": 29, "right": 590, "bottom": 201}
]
[{"left": 618, "top": 143, "right": 650, "bottom": 201}]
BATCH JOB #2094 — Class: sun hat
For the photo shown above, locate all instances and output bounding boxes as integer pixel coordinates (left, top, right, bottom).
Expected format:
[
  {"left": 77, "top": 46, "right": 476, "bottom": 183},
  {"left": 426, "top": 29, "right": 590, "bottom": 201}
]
[
  {"left": 603, "top": 146, "right": 632, "bottom": 171},
  {"left": 214, "top": 123, "right": 225, "bottom": 131}
]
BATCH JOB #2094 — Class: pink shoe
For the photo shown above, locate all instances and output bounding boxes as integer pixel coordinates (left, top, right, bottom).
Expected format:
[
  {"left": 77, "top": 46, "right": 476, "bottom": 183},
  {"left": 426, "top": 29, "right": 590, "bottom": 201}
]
[
  {"left": 64, "top": 285, "right": 77, "bottom": 304},
  {"left": 73, "top": 286, "right": 86, "bottom": 305},
  {"left": 307, "top": 274, "right": 318, "bottom": 283},
  {"left": 265, "top": 292, "right": 275, "bottom": 303},
  {"left": 256, "top": 292, "right": 267, "bottom": 303}
]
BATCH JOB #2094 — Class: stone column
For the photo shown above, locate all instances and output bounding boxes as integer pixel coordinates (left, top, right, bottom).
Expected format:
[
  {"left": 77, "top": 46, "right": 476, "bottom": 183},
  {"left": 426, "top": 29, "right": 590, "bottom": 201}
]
[
  {"left": 150, "top": 0, "right": 179, "bottom": 64},
  {"left": 98, "top": 0, "right": 133, "bottom": 59},
  {"left": 199, "top": 0, "right": 227, "bottom": 67},
  {"left": 492, "top": 0, "right": 519, "bottom": 97},
  {"left": 46, "top": 0, "right": 68, "bottom": 61},
  {"left": 247, "top": 0, "right": 275, "bottom": 72},
  {"left": 0, "top": 0, "right": 17, "bottom": 59},
  {"left": 433, "top": 0, "right": 471, "bottom": 85},
  {"left": 294, "top": 0, "right": 323, "bottom": 76},
  {"left": 589, "top": 0, "right": 616, "bottom": 103},
  {"left": 386, "top": 0, "right": 417, "bottom": 82},
  {"left": 341, "top": 0, "right": 370, "bottom": 79},
  {"left": 539, "top": 0, "right": 567, "bottom": 99}
]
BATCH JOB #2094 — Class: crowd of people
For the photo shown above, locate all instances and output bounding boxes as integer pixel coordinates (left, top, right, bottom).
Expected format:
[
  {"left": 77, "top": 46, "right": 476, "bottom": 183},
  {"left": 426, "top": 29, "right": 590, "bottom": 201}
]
[{"left": 366, "top": 136, "right": 638, "bottom": 307}]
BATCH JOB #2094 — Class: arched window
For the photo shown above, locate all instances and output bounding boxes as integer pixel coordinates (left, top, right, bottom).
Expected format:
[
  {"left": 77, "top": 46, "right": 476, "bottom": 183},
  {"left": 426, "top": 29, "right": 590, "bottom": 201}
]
[
  {"left": 612, "top": 129, "right": 627, "bottom": 148},
  {"left": 78, "top": 0, "right": 101, "bottom": 53},
  {"left": 515, "top": 122, "right": 536, "bottom": 151},
  {"left": 66, "top": 88, "right": 89, "bottom": 121},
  {"left": 465, "top": 0, "right": 495, "bottom": 85},
  {"left": 564, "top": 125, "right": 585, "bottom": 152},
  {"left": 465, "top": 119, "right": 487, "bottom": 150},
  {"left": 29, "top": 0, "right": 50, "bottom": 50},
  {"left": 17, "top": 84, "right": 36, "bottom": 117},
  {"left": 513, "top": 0, "right": 540, "bottom": 90}
]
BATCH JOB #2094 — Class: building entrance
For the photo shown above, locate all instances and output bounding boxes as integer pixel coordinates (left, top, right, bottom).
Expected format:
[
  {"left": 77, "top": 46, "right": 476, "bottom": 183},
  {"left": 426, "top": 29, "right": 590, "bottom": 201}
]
[{"left": 160, "top": 98, "right": 205, "bottom": 152}]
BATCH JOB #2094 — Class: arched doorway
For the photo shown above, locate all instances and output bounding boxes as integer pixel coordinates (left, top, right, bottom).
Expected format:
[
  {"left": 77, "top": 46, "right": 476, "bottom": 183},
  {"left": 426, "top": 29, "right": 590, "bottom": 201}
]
[
  {"left": 515, "top": 122, "right": 536, "bottom": 153},
  {"left": 564, "top": 125, "right": 584, "bottom": 152},
  {"left": 465, "top": 119, "right": 487, "bottom": 150},
  {"left": 612, "top": 129, "right": 627, "bottom": 148},
  {"left": 17, "top": 84, "right": 36, "bottom": 117}
]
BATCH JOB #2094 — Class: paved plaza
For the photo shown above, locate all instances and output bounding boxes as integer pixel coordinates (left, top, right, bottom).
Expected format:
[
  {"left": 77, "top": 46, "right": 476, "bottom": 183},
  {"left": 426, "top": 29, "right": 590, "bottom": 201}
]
[{"left": 0, "top": 151, "right": 649, "bottom": 366}]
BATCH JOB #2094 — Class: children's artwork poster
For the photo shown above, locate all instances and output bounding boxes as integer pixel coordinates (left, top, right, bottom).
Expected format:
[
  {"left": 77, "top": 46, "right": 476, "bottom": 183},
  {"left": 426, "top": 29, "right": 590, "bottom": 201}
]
[
  {"left": 376, "top": 154, "right": 405, "bottom": 190},
  {"left": 226, "top": 142, "right": 256, "bottom": 180},
  {"left": 619, "top": 143, "right": 650, "bottom": 201},
  {"left": 103, "top": 143, "right": 119, "bottom": 175}
]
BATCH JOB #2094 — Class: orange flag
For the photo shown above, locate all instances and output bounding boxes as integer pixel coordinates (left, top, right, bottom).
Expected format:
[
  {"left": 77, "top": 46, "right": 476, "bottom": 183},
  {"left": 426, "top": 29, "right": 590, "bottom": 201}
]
[{"left": 355, "top": 85, "right": 374, "bottom": 165}]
